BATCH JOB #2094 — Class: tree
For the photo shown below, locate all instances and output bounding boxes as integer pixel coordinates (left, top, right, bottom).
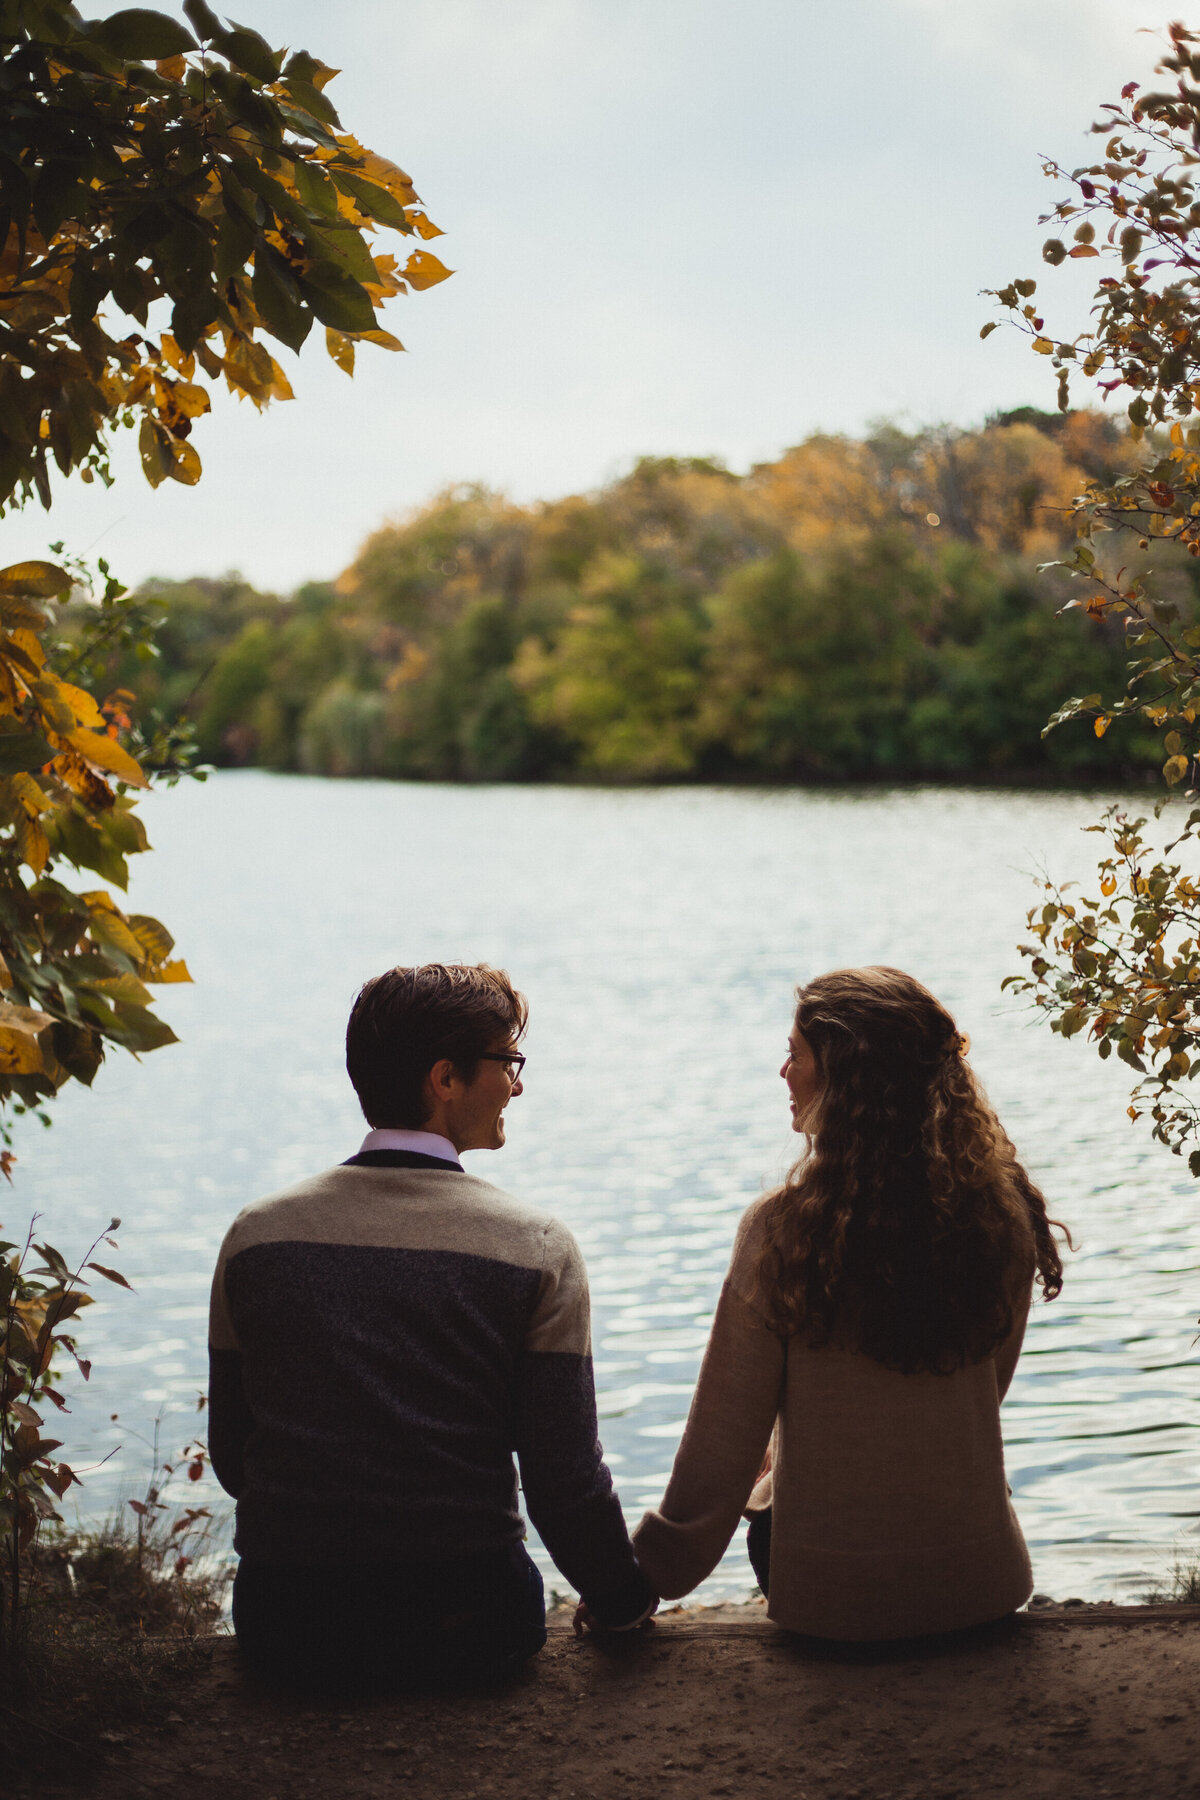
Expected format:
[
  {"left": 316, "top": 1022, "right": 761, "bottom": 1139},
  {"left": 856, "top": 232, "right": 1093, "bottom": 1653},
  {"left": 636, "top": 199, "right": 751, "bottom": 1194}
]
[
  {"left": 0, "top": 0, "right": 450, "bottom": 509},
  {"left": 0, "top": 0, "right": 448, "bottom": 1623},
  {"left": 990, "top": 21, "right": 1200, "bottom": 1171},
  {"left": 0, "top": 0, "right": 449, "bottom": 1110}
]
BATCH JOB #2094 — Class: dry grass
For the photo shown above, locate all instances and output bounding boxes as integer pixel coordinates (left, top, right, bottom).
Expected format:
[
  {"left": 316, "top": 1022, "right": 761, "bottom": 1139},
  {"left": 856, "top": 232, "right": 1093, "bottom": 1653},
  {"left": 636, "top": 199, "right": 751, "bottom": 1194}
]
[
  {"left": 1143, "top": 1556, "right": 1200, "bottom": 1605},
  {"left": 0, "top": 1501, "right": 233, "bottom": 1790}
]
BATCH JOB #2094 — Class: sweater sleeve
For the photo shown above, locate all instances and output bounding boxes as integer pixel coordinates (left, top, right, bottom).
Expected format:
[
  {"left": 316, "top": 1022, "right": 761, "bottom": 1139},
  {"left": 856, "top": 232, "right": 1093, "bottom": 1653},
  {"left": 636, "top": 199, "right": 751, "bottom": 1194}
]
[
  {"left": 514, "top": 1220, "right": 653, "bottom": 1628},
  {"left": 207, "top": 1234, "right": 253, "bottom": 1499},
  {"left": 633, "top": 1211, "right": 784, "bottom": 1600}
]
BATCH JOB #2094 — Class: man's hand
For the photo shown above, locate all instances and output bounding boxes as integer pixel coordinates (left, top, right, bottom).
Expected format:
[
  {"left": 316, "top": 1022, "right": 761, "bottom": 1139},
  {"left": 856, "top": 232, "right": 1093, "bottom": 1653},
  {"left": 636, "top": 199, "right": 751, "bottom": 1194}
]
[{"left": 572, "top": 1597, "right": 657, "bottom": 1637}]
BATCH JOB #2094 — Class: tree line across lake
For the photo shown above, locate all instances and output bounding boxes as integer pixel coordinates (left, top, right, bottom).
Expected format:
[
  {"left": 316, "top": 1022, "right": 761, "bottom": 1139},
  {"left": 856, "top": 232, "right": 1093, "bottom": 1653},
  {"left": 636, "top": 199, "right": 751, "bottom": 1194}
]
[{"left": 107, "top": 409, "right": 1190, "bottom": 783}]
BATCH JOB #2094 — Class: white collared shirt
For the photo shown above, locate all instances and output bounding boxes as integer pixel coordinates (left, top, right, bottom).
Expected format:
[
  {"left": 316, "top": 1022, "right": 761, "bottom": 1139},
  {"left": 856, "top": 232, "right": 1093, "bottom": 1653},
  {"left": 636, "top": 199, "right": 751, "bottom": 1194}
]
[{"left": 358, "top": 1127, "right": 461, "bottom": 1165}]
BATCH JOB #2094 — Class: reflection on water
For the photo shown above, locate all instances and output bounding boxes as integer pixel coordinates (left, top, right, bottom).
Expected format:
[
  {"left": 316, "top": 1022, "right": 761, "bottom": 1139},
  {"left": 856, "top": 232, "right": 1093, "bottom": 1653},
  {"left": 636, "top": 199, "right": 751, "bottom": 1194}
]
[{"left": 16, "top": 773, "right": 1200, "bottom": 1602}]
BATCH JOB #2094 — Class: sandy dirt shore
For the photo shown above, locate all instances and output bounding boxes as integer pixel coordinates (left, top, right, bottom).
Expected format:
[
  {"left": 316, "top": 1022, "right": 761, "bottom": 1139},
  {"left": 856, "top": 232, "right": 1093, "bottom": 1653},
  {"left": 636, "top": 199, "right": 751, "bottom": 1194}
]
[{"left": 28, "top": 1601, "right": 1200, "bottom": 1800}]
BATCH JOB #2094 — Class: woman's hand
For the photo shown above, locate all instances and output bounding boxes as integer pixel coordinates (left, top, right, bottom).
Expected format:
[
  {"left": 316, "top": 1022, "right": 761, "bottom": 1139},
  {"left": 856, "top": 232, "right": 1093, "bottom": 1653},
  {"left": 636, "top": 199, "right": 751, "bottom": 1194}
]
[{"left": 572, "top": 1600, "right": 596, "bottom": 1637}]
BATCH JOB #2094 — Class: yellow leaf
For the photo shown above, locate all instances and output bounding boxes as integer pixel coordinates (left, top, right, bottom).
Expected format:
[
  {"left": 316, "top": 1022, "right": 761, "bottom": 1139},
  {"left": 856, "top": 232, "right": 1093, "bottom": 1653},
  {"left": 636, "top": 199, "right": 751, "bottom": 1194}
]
[
  {"left": 159, "top": 332, "right": 196, "bottom": 379},
  {"left": 13, "top": 809, "right": 48, "bottom": 874},
  {"left": 30, "top": 675, "right": 78, "bottom": 735},
  {"left": 83, "top": 972, "right": 152, "bottom": 1007},
  {"left": 7, "top": 630, "right": 46, "bottom": 670},
  {"left": 402, "top": 250, "right": 453, "bottom": 290},
  {"left": 147, "top": 959, "right": 191, "bottom": 984},
  {"left": 125, "top": 913, "right": 174, "bottom": 964},
  {"left": 357, "top": 328, "right": 404, "bottom": 352},
  {"left": 156, "top": 54, "right": 186, "bottom": 79},
  {"left": 406, "top": 211, "right": 445, "bottom": 241},
  {"left": 1069, "top": 244, "right": 1100, "bottom": 257},
  {"left": 66, "top": 729, "right": 148, "bottom": 789},
  {"left": 1094, "top": 715, "right": 1111, "bottom": 738},
  {"left": 1100, "top": 873, "right": 1117, "bottom": 896},
  {"left": 1164, "top": 753, "right": 1189, "bottom": 785},
  {"left": 1032, "top": 337, "right": 1055, "bottom": 355},
  {"left": 0, "top": 1001, "right": 56, "bottom": 1075},
  {"left": 52, "top": 680, "right": 105, "bottom": 730},
  {"left": 0, "top": 562, "right": 71, "bottom": 599},
  {"left": 171, "top": 382, "right": 210, "bottom": 420},
  {"left": 354, "top": 146, "right": 419, "bottom": 206},
  {"left": 325, "top": 328, "right": 355, "bottom": 376},
  {"left": 11, "top": 773, "right": 49, "bottom": 815},
  {"left": 166, "top": 440, "right": 202, "bottom": 485},
  {"left": 86, "top": 907, "right": 143, "bottom": 962}
]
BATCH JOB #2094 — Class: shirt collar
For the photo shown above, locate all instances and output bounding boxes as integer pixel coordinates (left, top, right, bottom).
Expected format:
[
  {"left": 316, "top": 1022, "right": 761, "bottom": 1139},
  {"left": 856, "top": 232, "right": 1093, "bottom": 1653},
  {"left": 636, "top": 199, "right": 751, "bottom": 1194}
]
[{"left": 358, "top": 1127, "right": 462, "bottom": 1165}]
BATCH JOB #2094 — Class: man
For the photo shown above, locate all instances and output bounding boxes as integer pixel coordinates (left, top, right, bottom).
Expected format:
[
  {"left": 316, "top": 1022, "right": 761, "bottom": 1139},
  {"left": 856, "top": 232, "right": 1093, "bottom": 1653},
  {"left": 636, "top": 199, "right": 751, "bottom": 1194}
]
[{"left": 208, "top": 962, "right": 653, "bottom": 1689}]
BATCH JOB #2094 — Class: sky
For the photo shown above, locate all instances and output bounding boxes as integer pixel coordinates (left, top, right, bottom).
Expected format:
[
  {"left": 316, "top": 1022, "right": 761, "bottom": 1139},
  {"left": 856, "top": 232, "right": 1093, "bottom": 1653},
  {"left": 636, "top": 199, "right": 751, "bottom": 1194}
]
[{"left": 8, "top": 0, "right": 1177, "bottom": 590}]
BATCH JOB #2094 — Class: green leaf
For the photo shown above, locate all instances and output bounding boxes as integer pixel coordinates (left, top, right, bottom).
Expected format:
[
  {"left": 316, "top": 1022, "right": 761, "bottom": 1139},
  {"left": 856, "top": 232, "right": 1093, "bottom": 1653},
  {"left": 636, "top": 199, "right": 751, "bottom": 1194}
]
[
  {"left": 0, "top": 731, "right": 54, "bottom": 775},
  {"left": 292, "top": 157, "right": 340, "bottom": 219},
  {"left": 214, "top": 202, "right": 256, "bottom": 284},
  {"left": 1120, "top": 226, "right": 1144, "bottom": 264},
  {"left": 296, "top": 265, "right": 376, "bottom": 333},
  {"left": 282, "top": 76, "right": 342, "bottom": 129},
  {"left": 42, "top": 810, "right": 130, "bottom": 889},
  {"left": 88, "top": 9, "right": 197, "bottom": 59},
  {"left": 182, "top": 0, "right": 222, "bottom": 39},
  {"left": 251, "top": 242, "right": 313, "bottom": 353},
  {"left": 213, "top": 25, "right": 282, "bottom": 84},
  {"left": 110, "top": 999, "right": 179, "bottom": 1054},
  {"left": 275, "top": 104, "right": 339, "bottom": 152},
  {"left": 330, "top": 168, "right": 412, "bottom": 232}
]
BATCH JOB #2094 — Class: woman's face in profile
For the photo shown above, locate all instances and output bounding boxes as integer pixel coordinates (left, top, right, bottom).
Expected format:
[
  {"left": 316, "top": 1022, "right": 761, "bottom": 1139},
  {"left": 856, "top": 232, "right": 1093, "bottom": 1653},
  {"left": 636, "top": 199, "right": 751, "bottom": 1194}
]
[{"left": 781, "top": 1022, "right": 822, "bottom": 1131}]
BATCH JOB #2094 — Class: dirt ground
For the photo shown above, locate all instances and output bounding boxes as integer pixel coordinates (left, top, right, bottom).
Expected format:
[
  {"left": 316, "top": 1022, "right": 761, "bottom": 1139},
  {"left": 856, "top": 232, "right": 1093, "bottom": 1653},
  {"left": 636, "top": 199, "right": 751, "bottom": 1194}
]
[{"left": 28, "top": 1600, "right": 1200, "bottom": 1800}]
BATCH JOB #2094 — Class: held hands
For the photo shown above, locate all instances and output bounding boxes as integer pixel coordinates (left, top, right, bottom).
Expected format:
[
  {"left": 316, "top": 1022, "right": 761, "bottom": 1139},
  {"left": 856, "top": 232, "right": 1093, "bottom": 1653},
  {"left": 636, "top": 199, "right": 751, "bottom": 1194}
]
[{"left": 572, "top": 1598, "right": 659, "bottom": 1637}]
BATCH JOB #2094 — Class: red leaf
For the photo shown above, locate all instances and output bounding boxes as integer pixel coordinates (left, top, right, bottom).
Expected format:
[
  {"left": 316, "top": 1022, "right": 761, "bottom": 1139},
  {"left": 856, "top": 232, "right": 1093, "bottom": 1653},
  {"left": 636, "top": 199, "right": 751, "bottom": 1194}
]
[{"left": 86, "top": 1262, "right": 133, "bottom": 1290}]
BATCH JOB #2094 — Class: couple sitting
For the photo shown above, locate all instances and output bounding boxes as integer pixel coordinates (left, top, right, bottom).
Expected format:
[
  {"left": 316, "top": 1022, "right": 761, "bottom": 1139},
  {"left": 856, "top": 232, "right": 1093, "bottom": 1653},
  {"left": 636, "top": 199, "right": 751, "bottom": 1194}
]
[{"left": 208, "top": 960, "right": 1065, "bottom": 1690}]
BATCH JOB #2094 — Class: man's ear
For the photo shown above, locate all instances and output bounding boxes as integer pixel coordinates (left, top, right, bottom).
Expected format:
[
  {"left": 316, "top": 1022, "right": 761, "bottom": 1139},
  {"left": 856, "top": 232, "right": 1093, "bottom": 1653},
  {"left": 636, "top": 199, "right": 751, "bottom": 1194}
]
[{"left": 426, "top": 1057, "right": 458, "bottom": 1102}]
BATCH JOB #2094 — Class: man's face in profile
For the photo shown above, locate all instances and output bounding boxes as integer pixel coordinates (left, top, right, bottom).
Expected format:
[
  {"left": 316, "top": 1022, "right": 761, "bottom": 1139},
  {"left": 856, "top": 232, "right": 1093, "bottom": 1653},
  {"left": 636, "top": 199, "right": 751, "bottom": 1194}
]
[{"left": 442, "top": 1039, "right": 525, "bottom": 1152}]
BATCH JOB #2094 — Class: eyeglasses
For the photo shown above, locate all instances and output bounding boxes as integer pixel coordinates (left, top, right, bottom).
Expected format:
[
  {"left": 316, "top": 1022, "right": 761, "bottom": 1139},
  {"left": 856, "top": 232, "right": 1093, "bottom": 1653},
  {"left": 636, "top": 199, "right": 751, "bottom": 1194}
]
[{"left": 477, "top": 1051, "right": 526, "bottom": 1081}]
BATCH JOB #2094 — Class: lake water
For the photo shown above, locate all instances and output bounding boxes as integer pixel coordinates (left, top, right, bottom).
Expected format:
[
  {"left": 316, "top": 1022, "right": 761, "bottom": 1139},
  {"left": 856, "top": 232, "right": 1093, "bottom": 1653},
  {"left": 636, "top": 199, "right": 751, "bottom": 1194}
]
[{"left": 12, "top": 771, "right": 1200, "bottom": 1605}]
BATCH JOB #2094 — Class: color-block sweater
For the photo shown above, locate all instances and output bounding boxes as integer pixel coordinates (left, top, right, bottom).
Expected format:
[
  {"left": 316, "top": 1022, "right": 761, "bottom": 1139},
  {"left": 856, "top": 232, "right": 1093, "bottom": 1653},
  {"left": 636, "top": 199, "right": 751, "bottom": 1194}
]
[{"left": 208, "top": 1151, "right": 651, "bottom": 1620}]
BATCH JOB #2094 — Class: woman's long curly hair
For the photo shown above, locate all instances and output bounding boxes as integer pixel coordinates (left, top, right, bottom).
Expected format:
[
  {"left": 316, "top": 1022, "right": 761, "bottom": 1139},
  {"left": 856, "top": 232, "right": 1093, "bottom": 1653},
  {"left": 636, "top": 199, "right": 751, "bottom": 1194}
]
[{"left": 756, "top": 966, "right": 1067, "bottom": 1374}]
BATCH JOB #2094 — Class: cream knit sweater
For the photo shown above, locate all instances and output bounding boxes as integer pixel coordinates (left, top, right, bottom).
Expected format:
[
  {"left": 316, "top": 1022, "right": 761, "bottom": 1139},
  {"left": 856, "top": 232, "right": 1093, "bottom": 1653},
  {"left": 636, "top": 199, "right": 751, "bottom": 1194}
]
[{"left": 633, "top": 1195, "right": 1034, "bottom": 1641}]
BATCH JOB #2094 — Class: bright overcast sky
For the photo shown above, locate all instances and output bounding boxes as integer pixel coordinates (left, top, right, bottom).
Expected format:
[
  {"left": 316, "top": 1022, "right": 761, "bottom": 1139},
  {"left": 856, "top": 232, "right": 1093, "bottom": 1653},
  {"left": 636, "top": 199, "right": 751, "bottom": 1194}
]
[{"left": 11, "top": 0, "right": 1173, "bottom": 590}]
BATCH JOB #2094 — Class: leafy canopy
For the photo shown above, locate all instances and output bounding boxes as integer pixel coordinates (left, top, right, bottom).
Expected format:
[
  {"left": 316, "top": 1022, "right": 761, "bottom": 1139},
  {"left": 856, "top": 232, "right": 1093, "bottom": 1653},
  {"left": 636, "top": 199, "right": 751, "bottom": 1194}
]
[{"left": 0, "top": 0, "right": 451, "bottom": 510}]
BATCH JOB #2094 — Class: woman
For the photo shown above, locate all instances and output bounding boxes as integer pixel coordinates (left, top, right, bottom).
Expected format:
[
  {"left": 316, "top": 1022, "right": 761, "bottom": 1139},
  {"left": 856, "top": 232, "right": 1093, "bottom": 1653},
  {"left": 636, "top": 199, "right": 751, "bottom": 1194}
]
[{"left": 630, "top": 966, "right": 1066, "bottom": 1642}]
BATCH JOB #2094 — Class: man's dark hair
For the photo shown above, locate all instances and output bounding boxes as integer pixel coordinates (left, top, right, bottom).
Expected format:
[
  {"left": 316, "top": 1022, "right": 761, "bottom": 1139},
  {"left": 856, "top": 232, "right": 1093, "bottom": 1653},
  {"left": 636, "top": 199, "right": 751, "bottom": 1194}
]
[{"left": 346, "top": 963, "right": 528, "bottom": 1128}]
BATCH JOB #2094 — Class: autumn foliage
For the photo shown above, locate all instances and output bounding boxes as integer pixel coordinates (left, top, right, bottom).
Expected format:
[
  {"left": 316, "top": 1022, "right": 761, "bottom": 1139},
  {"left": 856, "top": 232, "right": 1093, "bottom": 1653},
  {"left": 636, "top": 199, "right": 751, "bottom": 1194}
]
[
  {"left": 991, "top": 23, "right": 1200, "bottom": 1173},
  {"left": 0, "top": 0, "right": 449, "bottom": 510},
  {"left": 113, "top": 411, "right": 1169, "bottom": 784}
]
